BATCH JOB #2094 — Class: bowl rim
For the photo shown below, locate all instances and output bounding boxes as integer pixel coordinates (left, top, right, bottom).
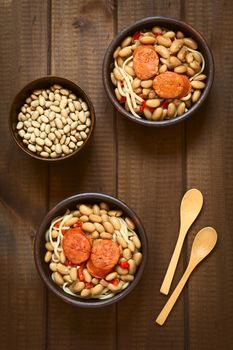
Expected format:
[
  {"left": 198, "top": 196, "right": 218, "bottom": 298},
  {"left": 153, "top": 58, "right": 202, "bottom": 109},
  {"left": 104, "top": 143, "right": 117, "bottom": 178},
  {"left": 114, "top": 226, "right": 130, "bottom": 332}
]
[
  {"left": 9, "top": 75, "right": 95, "bottom": 161},
  {"left": 102, "top": 16, "right": 215, "bottom": 127},
  {"left": 34, "top": 192, "right": 148, "bottom": 307}
]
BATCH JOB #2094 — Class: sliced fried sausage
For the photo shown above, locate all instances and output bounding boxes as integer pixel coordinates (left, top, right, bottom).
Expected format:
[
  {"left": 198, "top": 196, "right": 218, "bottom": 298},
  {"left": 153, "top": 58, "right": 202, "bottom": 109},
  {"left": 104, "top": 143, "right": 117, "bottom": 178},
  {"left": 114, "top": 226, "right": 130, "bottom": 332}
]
[
  {"left": 153, "top": 72, "right": 191, "bottom": 98},
  {"left": 87, "top": 239, "right": 120, "bottom": 278},
  {"left": 62, "top": 228, "right": 91, "bottom": 265},
  {"left": 153, "top": 72, "right": 187, "bottom": 99},
  {"left": 133, "top": 45, "right": 159, "bottom": 80}
]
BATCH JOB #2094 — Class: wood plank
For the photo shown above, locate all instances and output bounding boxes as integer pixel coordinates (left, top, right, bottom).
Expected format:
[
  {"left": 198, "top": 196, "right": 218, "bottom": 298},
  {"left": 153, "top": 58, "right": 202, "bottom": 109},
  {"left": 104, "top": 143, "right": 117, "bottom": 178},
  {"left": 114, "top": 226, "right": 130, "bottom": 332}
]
[
  {"left": 0, "top": 1, "right": 48, "bottom": 349},
  {"left": 116, "top": 1, "right": 186, "bottom": 349},
  {"left": 48, "top": 1, "right": 116, "bottom": 349},
  {"left": 184, "top": 1, "right": 233, "bottom": 349}
]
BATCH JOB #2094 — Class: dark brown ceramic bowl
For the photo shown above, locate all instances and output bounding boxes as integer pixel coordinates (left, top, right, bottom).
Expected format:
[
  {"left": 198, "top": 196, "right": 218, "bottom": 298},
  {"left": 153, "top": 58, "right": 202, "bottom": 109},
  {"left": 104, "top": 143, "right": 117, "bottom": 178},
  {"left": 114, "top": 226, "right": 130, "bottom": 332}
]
[
  {"left": 34, "top": 193, "right": 148, "bottom": 308},
  {"left": 103, "top": 16, "right": 214, "bottom": 126},
  {"left": 9, "top": 76, "right": 95, "bottom": 161}
]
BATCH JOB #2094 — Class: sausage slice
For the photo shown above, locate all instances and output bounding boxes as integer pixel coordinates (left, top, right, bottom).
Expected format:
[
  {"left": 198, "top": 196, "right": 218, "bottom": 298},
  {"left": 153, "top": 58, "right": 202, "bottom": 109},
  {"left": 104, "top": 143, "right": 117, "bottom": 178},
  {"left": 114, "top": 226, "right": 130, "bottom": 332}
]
[
  {"left": 133, "top": 45, "right": 159, "bottom": 80},
  {"left": 153, "top": 72, "right": 191, "bottom": 99},
  {"left": 87, "top": 239, "right": 120, "bottom": 278},
  {"left": 62, "top": 228, "right": 91, "bottom": 265}
]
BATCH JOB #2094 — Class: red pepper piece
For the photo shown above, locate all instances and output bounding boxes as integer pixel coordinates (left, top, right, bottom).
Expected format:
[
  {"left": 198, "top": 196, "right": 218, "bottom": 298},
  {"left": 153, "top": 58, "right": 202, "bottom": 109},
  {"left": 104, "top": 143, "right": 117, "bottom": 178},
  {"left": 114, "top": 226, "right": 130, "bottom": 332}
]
[
  {"left": 120, "top": 82, "right": 124, "bottom": 87},
  {"left": 149, "top": 107, "right": 155, "bottom": 113},
  {"left": 120, "top": 97, "right": 126, "bottom": 104},
  {"left": 133, "top": 31, "right": 141, "bottom": 41},
  {"left": 74, "top": 219, "right": 83, "bottom": 228},
  {"left": 139, "top": 100, "right": 147, "bottom": 112},
  {"left": 119, "top": 261, "right": 130, "bottom": 269},
  {"left": 85, "top": 282, "right": 92, "bottom": 289},
  {"left": 54, "top": 222, "right": 61, "bottom": 228},
  {"left": 155, "top": 32, "right": 162, "bottom": 36},
  {"left": 162, "top": 101, "right": 169, "bottom": 109},
  {"left": 110, "top": 278, "right": 119, "bottom": 286},
  {"left": 78, "top": 264, "right": 85, "bottom": 281}
]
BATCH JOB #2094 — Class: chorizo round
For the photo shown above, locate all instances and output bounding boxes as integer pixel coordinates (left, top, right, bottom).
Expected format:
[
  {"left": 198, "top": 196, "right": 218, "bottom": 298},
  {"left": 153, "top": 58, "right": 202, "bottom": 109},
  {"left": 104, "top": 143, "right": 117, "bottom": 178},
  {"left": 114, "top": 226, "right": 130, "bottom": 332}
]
[
  {"left": 133, "top": 45, "right": 159, "bottom": 80},
  {"left": 62, "top": 228, "right": 91, "bottom": 265}
]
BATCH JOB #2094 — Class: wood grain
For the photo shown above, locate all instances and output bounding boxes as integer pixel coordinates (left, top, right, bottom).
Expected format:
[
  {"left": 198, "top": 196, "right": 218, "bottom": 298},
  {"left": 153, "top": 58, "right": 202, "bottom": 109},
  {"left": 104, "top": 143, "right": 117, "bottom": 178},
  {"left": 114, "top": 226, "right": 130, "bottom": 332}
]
[
  {"left": 0, "top": 1, "right": 48, "bottom": 349},
  {"left": 184, "top": 1, "right": 233, "bottom": 349},
  {"left": 116, "top": 1, "right": 185, "bottom": 349},
  {"left": 47, "top": 1, "right": 116, "bottom": 349}
]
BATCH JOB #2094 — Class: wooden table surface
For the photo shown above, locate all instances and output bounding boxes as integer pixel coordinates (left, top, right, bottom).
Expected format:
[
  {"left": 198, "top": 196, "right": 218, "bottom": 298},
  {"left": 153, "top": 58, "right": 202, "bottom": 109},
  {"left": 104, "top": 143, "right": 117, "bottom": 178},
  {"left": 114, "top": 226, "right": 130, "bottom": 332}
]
[{"left": 1, "top": 0, "right": 233, "bottom": 349}]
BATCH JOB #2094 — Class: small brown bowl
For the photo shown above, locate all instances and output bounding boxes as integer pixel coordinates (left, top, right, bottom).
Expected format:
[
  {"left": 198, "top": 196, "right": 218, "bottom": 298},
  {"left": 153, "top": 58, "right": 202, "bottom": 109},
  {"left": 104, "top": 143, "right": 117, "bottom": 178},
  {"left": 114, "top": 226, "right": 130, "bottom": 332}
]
[
  {"left": 103, "top": 16, "right": 214, "bottom": 126},
  {"left": 9, "top": 76, "right": 95, "bottom": 161},
  {"left": 34, "top": 193, "right": 148, "bottom": 308}
]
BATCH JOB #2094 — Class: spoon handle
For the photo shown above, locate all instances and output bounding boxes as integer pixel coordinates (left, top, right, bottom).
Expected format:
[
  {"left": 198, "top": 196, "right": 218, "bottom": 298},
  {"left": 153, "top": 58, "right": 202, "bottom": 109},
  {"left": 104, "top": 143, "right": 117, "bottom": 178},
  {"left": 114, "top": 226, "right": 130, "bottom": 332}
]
[
  {"left": 156, "top": 264, "right": 193, "bottom": 326},
  {"left": 160, "top": 229, "right": 186, "bottom": 295}
]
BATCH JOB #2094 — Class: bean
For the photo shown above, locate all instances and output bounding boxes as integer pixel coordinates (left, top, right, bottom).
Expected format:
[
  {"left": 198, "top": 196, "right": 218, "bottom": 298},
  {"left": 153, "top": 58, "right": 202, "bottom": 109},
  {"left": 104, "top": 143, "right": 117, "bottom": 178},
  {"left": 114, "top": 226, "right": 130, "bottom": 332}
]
[
  {"left": 123, "top": 248, "right": 132, "bottom": 259},
  {"left": 128, "top": 240, "right": 135, "bottom": 253},
  {"left": 118, "top": 47, "right": 132, "bottom": 57},
  {"left": 170, "top": 39, "right": 184, "bottom": 53},
  {"left": 68, "top": 267, "right": 77, "bottom": 281},
  {"left": 60, "top": 251, "right": 66, "bottom": 264},
  {"left": 100, "top": 202, "right": 110, "bottom": 211},
  {"left": 108, "top": 281, "right": 124, "bottom": 292},
  {"left": 53, "top": 272, "right": 64, "bottom": 286},
  {"left": 82, "top": 222, "right": 95, "bottom": 233},
  {"left": 116, "top": 236, "right": 127, "bottom": 249},
  {"left": 174, "top": 65, "right": 187, "bottom": 74},
  {"left": 91, "top": 284, "right": 104, "bottom": 296},
  {"left": 133, "top": 252, "right": 142, "bottom": 266},
  {"left": 183, "top": 37, "right": 198, "bottom": 49},
  {"left": 157, "top": 35, "right": 172, "bottom": 47},
  {"left": 79, "top": 204, "right": 93, "bottom": 216},
  {"left": 132, "top": 77, "right": 141, "bottom": 89},
  {"left": 64, "top": 217, "right": 78, "bottom": 227},
  {"left": 113, "top": 46, "right": 121, "bottom": 58},
  {"left": 167, "top": 103, "right": 177, "bottom": 118},
  {"left": 88, "top": 214, "right": 101, "bottom": 223},
  {"left": 170, "top": 56, "right": 181, "bottom": 67},
  {"left": 140, "top": 79, "right": 153, "bottom": 89},
  {"left": 101, "top": 214, "right": 109, "bottom": 222},
  {"left": 113, "top": 67, "right": 123, "bottom": 81},
  {"left": 192, "top": 90, "right": 201, "bottom": 103},
  {"left": 92, "top": 278, "right": 99, "bottom": 285},
  {"left": 193, "top": 74, "right": 206, "bottom": 81},
  {"left": 163, "top": 31, "right": 175, "bottom": 39},
  {"left": 49, "top": 262, "right": 57, "bottom": 272},
  {"left": 124, "top": 65, "right": 135, "bottom": 76},
  {"left": 177, "top": 47, "right": 187, "bottom": 61},
  {"left": 126, "top": 259, "right": 136, "bottom": 275},
  {"left": 143, "top": 108, "right": 152, "bottom": 120},
  {"left": 45, "top": 242, "right": 54, "bottom": 251},
  {"left": 63, "top": 275, "right": 73, "bottom": 284},
  {"left": 140, "top": 36, "right": 156, "bottom": 44},
  {"left": 80, "top": 288, "right": 91, "bottom": 298},
  {"left": 56, "top": 263, "right": 69, "bottom": 275},
  {"left": 155, "top": 45, "right": 170, "bottom": 58},
  {"left": 131, "top": 236, "right": 141, "bottom": 249},
  {"left": 108, "top": 210, "right": 123, "bottom": 217},
  {"left": 125, "top": 217, "right": 135, "bottom": 230},
  {"left": 83, "top": 269, "right": 92, "bottom": 283},
  {"left": 177, "top": 102, "right": 186, "bottom": 115},
  {"left": 103, "top": 221, "right": 114, "bottom": 234},
  {"left": 115, "top": 265, "right": 128, "bottom": 275},
  {"left": 121, "top": 274, "right": 134, "bottom": 282},
  {"left": 72, "top": 281, "right": 85, "bottom": 293},
  {"left": 91, "top": 231, "right": 99, "bottom": 239},
  {"left": 186, "top": 67, "right": 195, "bottom": 77},
  {"left": 191, "top": 81, "right": 206, "bottom": 89},
  {"left": 152, "top": 26, "right": 162, "bottom": 33},
  {"left": 109, "top": 216, "right": 121, "bottom": 230},
  {"left": 94, "top": 222, "right": 105, "bottom": 233},
  {"left": 151, "top": 107, "right": 162, "bottom": 120},
  {"left": 105, "top": 272, "right": 118, "bottom": 281},
  {"left": 55, "top": 144, "right": 62, "bottom": 154},
  {"left": 27, "top": 144, "right": 36, "bottom": 152},
  {"left": 100, "top": 232, "right": 112, "bottom": 239},
  {"left": 44, "top": 251, "right": 52, "bottom": 263},
  {"left": 186, "top": 52, "right": 194, "bottom": 63},
  {"left": 93, "top": 204, "right": 100, "bottom": 215}
]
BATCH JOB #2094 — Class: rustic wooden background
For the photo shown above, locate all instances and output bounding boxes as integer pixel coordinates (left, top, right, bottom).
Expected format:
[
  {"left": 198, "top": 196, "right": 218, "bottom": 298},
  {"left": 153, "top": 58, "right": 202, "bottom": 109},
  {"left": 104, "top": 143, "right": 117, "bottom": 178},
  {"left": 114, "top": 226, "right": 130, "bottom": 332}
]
[{"left": 1, "top": 0, "right": 232, "bottom": 349}]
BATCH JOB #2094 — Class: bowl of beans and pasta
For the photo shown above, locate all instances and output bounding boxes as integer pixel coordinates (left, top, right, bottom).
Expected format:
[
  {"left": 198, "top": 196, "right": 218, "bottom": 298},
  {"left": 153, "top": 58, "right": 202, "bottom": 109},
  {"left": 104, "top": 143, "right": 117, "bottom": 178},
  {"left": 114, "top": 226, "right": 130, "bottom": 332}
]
[
  {"left": 103, "top": 16, "right": 214, "bottom": 126},
  {"left": 34, "top": 193, "right": 148, "bottom": 307}
]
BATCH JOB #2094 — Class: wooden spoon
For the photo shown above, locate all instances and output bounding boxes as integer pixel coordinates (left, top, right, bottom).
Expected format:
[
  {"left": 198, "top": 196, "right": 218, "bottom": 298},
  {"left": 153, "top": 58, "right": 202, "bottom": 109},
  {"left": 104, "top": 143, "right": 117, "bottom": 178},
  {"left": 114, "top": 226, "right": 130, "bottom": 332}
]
[
  {"left": 160, "top": 189, "right": 203, "bottom": 295},
  {"left": 156, "top": 227, "right": 217, "bottom": 326}
]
